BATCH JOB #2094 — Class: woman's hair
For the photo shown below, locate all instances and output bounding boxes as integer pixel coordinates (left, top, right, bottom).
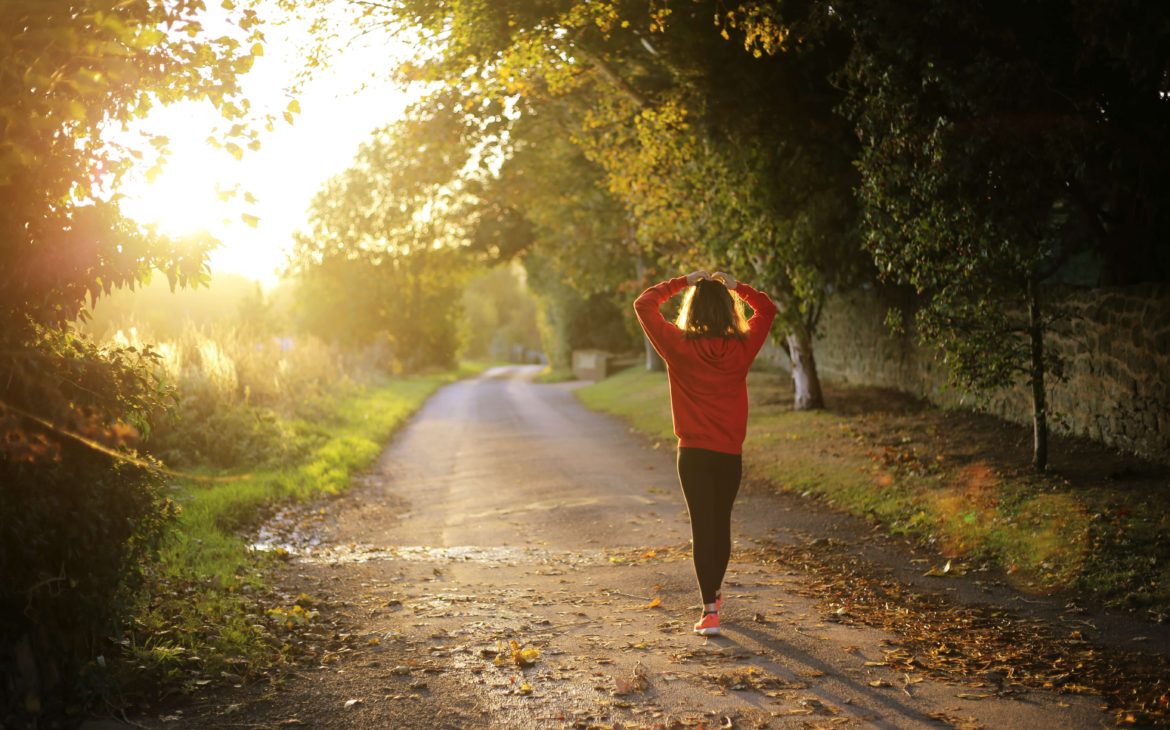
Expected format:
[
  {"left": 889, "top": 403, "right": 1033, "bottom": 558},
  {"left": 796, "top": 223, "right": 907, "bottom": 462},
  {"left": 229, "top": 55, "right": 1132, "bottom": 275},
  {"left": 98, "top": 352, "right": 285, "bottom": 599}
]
[{"left": 675, "top": 279, "right": 749, "bottom": 339}]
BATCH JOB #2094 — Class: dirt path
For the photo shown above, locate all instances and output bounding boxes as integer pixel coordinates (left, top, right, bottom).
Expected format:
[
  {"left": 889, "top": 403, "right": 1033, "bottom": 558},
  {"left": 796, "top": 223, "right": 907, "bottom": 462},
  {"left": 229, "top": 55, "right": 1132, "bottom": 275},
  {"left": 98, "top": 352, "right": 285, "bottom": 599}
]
[{"left": 136, "top": 366, "right": 1117, "bottom": 729}]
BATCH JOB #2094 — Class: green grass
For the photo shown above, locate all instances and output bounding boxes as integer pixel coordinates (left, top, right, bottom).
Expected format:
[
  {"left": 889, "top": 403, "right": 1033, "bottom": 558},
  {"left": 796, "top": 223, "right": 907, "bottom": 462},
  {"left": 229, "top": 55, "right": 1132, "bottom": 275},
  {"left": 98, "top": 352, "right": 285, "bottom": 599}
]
[
  {"left": 125, "top": 364, "right": 484, "bottom": 688},
  {"left": 578, "top": 368, "right": 1170, "bottom": 616},
  {"left": 534, "top": 366, "right": 577, "bottom": 384},
  {"left": 574, "top": 366, "right": 673, "bottom": 437}
]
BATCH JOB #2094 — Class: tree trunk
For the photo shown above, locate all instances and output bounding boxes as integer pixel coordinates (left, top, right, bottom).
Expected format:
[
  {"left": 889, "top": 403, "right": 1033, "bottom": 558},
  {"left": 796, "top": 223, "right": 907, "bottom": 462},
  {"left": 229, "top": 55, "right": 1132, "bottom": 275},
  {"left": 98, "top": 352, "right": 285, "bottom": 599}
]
[
  {"left": 633, "top": 250, "right": 664, "bottom": 372},
  {"left": 643, "top": 335, "right": 665, "bottom": 372},
  {"left": 786, "top": 325, "right": 824, "bottom": 410},
  {"left": 1027, "top": 276, "right": 1049, "bottom": 471}
]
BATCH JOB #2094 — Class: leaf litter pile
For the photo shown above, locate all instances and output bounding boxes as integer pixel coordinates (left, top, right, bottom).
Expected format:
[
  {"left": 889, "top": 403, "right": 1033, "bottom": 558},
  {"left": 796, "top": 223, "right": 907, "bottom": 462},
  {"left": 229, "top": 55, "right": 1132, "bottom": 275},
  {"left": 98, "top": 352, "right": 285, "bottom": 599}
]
[{"left": 744, "top": 540, "right": 1170, "bottom": 726}]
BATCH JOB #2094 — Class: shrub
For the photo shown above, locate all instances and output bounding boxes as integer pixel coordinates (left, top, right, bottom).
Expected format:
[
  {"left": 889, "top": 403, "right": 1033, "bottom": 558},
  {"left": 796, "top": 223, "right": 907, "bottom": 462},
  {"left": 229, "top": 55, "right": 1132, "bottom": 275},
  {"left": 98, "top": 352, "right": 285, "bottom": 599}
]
[{"left": 1, "top": 329, "right": 176, "bottom": 723}]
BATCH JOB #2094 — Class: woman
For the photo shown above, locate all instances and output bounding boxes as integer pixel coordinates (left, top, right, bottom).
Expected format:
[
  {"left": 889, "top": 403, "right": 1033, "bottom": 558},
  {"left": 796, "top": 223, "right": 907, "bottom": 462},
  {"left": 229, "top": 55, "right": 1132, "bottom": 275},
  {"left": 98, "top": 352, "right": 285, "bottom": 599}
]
[{"left": 634, "top": 270, "right": 777, "bottom": 636}]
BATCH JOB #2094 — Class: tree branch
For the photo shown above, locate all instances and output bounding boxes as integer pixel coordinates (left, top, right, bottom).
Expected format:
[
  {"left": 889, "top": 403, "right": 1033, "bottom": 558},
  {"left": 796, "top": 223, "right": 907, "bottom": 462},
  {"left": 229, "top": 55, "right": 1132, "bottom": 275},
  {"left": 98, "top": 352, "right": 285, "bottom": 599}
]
[{"left": 572, "top": 45, "right": 650, "bottom": 110}]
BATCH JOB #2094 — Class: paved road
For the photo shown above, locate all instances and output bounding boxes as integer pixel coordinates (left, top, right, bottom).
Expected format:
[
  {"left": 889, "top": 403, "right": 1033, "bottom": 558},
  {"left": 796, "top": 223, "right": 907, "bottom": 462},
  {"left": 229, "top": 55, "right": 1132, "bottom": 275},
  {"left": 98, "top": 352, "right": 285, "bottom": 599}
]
[
  {"left": 148, "top": 366, "right": 1109, "bottom": 729},
  {"left": 332, "top": 364, "right": 692, "bottom": 552}
]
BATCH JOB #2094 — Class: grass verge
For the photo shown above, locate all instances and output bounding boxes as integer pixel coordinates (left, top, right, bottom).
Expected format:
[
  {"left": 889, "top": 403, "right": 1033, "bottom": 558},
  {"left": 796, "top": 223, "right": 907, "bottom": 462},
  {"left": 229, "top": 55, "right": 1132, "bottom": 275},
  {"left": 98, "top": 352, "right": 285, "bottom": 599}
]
[
  {"left": 577, "top": 367, "right": 1170, "bottom": 619},
  {"left": 120, "top": 364, "right": 485, "bottom": 693},
  {"left": 534, "top": 366, "right": 576, "bottom": 384}
]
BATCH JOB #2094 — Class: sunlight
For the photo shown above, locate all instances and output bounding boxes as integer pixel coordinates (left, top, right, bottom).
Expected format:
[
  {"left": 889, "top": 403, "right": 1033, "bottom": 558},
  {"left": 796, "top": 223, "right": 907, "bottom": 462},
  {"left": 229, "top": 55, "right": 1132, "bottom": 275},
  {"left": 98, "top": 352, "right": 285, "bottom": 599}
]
[
  {"left": 113, "top": 4, "right": 420, "bottom": 287},
  {"left": 116, "top": 105, "right": 238, "bottom": 239}
]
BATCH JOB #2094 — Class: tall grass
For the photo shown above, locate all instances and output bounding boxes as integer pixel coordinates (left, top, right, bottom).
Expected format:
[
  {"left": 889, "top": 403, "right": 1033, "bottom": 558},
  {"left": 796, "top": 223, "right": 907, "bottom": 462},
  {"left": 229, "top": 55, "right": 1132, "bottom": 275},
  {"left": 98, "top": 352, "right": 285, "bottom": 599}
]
[{"left": 111, "top": 322, "right": 365, "bottom": 468}]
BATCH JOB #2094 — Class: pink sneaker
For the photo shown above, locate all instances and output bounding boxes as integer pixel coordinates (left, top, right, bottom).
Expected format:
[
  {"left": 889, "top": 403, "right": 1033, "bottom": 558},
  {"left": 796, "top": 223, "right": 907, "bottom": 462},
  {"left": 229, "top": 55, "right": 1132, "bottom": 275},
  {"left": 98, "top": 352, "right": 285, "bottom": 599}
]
[{"left": 693, "top": 612, "right": 721, "bottom": 636}]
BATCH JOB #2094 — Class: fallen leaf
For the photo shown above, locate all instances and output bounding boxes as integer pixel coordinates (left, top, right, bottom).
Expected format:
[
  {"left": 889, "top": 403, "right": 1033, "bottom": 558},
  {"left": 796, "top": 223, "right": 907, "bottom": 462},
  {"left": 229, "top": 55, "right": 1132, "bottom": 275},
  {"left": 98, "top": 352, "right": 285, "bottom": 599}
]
[
  {"left": 923, "top": 560, "right": 952, "bottom": 577},
  {"left": 613, "top": 663, "right": 650, "bottom": 695},
  {"left": 493, "top": 639, "right": 540, "bottom": 667}
]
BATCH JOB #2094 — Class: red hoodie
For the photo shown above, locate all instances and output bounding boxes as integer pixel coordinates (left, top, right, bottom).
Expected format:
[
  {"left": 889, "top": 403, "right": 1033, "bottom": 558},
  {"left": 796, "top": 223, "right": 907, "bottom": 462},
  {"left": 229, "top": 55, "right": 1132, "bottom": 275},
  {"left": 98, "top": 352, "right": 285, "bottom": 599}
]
[{"left": 633, "top": 276, "right": 778, "bottom": 455}]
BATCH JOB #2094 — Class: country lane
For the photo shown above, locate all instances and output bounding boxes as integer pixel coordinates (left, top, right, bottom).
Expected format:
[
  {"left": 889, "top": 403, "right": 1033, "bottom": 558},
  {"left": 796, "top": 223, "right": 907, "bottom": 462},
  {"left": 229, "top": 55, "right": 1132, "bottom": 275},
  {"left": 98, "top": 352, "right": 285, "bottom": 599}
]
[{"left": 139, "top": 365, "right": 1109, "bottom": 730}]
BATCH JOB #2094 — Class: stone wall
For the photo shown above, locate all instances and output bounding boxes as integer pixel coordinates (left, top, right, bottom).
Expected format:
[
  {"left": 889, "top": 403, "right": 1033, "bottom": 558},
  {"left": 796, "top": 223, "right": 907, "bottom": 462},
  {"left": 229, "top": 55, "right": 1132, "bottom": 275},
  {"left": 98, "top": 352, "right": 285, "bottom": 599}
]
[{"left": 762, "top": 284, "right": 1170, "bottom": 464}]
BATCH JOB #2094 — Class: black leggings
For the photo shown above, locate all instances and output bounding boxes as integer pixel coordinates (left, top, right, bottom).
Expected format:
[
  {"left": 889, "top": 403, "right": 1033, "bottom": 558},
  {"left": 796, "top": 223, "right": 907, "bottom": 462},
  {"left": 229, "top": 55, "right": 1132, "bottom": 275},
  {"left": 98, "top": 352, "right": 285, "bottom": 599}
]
[{"left": 676, "top": 447, "right": 742, "bottom": 605}]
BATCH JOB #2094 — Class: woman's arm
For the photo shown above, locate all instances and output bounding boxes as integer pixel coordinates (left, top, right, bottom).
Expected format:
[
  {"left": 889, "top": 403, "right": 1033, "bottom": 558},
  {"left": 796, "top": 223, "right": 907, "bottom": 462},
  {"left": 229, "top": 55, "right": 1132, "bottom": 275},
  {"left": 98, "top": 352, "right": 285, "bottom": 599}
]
[
  {"left": 736, "top": 281, "right": 778, "bottom": 360},
  {"left": 633, "top": 272, "right": 706, "bottom": 360}
]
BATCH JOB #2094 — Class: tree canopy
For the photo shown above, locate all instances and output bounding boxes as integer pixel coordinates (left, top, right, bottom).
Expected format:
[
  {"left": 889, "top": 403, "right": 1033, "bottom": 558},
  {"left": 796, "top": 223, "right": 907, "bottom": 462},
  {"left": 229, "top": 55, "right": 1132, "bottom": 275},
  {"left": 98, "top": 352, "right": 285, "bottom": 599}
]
[
  {"left": 826, "top": 0, "right": 1170, "bottom": 468},
  {"left": 0, "top": 0, "right": 264, "bottom": 332},
  {"left": 305, "top": 0, "right": 874, "bottom": 405},
  {"left": 1, "top": 0, "right": 267, "bottom": 459},
  {"left": 288, "top": 109, "right": 476, "bottom": 370}
]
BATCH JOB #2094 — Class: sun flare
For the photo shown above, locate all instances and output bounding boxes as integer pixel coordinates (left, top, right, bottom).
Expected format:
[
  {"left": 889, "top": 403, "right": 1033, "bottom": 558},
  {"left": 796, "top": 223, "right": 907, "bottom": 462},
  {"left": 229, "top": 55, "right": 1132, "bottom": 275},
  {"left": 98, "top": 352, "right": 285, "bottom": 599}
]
[
  {"left": 112, "top": 13, "right": 418, "bottom": 288},
  {"left": 117, "top": 106, "right": 241, "bottom": 239}
]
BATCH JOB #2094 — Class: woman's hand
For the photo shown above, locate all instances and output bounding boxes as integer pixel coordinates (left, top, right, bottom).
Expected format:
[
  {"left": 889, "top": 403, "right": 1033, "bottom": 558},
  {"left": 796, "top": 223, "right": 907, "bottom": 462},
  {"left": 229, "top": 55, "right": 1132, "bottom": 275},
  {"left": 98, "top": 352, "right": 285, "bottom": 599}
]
[
  {"left": 685, "top": 270, "right": 711, "bottom": 285},
  {"left": 711, "top": 271, "right": 738, "bottom": 290}
]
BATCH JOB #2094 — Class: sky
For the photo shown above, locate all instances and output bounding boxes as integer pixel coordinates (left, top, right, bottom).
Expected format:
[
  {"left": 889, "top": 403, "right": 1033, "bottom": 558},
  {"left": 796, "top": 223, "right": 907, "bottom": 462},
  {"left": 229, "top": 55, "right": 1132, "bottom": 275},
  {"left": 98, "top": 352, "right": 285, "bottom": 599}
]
[{"left": 116, "top": 6, "right": 419, "bottom": 288}]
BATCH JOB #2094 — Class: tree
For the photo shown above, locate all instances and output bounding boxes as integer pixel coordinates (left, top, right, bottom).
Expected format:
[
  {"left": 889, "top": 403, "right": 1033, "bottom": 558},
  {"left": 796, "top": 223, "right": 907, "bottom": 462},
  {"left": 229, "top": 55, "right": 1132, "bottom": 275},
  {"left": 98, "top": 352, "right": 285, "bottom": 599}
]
[
  {"left": 288, "top": 108, "right": 474, "bottom": 371},
  {"left": 460, "top": 264, "right": 542, "bottom": 362},
  {"left": 477, "top": 108, "right": 644, "bottom": 369},
  {"left": 831, "top": 0, "right": 1170, "bottom": 469},
  {"left": 0, "top": 0, "right": 262, "bottom": 717},
  {"left": 627, "top": 2, "right": 863, "bottom": 407},
  {"left": 0, "top": 0, "right": 263, "bottom": 333},
  {"left": 341, "top": 0, "right": 868, "bottom": 406},
  {"left": 1, "top": 0, "right": 265, "bottom": 457}
]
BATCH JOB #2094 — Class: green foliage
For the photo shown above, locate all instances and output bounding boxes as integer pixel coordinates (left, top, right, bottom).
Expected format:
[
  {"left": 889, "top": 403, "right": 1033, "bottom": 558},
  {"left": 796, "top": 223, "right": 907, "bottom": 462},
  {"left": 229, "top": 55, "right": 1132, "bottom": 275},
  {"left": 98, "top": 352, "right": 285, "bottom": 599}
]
[
  {"left": 487, "top": 109, "right": 635, "bottom": 296},
  {"left": 1, "top": 3, "right": 262, "bottom": 716},
  {"left": 289, "top": 112, "right": 474, "bottom": 372},
  {"left": 525, "top": 254, "right": 639, "bottom": 370},
  {"left": 831, "top": 2, "right": 1065, "bottom": 392},
  {"left": 573, "top": 4, "right": 864, "bottom": 333},
  {"left": 472, "top": 109, "right": 640, "bottom": 364},
  {"left": 0, "top": 0, "right": 261, "bottom": 333},
  {"left": 290, "top": 250, "right": 466, "bottom": 372},
  {"left": 2, "top": 326, "right": 171, "bottom": 455},
  {"left": 311, "top": 0, "right": 867, "bottom": 401},
  {"left": 0, "top": 331, "right": 176, "bottom": 719},
  {"left": 415, "top": 1, "right": 859, "bottom": 311},
  {"left": 157, "top": 399, "right": 302, "bottom": 471},
  {"left": 826, "top": 0, "right": 1170, "bottom": 385},
  {"left": 90, "top": 318, "right": 349, "bottom": 470},
  {"left": 785, "top": 0, "right": 1165, "bottom": 463},
  {"left": 0, "top": 446, "right": 174, "bottom": 721},
  {"left": 461, "top": 264, "right": 543, "bottom": 362}
]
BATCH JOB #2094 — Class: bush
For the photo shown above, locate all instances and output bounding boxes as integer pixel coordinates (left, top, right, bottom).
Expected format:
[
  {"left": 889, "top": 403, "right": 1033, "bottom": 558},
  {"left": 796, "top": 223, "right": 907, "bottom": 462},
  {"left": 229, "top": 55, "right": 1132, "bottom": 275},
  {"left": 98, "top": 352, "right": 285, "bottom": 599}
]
[
  {"left": 0, "top": 314, "right": 389, "bottom": 722},
  {"left": 0, "top": 452, "right": 173, "bottom": 720},
  {"left": 1, "top": 331, "right": 176, "bottom": 723}
]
